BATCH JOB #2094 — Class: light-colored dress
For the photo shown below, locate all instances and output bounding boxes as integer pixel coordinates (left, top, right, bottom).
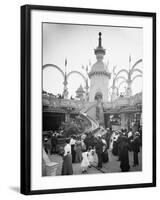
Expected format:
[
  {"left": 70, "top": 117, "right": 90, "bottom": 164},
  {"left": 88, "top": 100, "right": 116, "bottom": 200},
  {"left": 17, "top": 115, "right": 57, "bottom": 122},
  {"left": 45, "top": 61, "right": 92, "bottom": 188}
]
[
  {"left": 128, "top": 131, "right": 133, "bottom": 138},
  {"left": 88, "top": 150, "right": 94, "bottom": 164},
  {"left": 64, "top": 144, "right": 71, "bottom": 156},
  {"left": 81, "top": 152, "right": 90, "bottom": 170},
  {"left": 110, "top": 133, "right": 118, "bottom": 150},
  {"left": 70, "top": 138, "right": 76, "bottom": 145}
]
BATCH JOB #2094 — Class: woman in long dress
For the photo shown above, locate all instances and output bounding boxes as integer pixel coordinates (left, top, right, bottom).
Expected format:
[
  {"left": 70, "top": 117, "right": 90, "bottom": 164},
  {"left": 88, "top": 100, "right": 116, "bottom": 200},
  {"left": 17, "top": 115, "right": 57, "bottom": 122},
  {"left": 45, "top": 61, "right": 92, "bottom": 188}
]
[
  {"left": 102, "top": 145, "right": 109, "bottom": 163},
  {"left": 112, "top": 132, "right": 119, "bottom": 156},
  {"left": 70, "top": 136, "right": 76, "bottom": 163},
  {"left": 119, "top": 135, "right": 130, "bottom": 172},
  {"left": 61, "top": 139, "right": 73, "bottom": 175},
  {"left": 74, "top": 140, "right": 82, "bottom": 163}
]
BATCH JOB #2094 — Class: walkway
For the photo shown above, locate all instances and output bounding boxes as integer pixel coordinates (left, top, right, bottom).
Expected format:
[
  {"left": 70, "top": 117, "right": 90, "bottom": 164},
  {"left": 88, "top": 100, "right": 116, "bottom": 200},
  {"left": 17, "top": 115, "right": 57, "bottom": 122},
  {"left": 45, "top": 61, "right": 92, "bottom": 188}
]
[{"left": 48, "top": 148, "right": 142, "bottom": 176}]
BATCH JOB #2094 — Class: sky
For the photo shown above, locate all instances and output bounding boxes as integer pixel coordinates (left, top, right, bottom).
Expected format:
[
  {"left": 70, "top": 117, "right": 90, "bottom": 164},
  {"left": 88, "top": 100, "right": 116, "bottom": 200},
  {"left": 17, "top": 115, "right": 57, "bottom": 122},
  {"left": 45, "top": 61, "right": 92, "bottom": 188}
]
[{"left": 42, "top": 23, "right": 143, "bottom": 99}]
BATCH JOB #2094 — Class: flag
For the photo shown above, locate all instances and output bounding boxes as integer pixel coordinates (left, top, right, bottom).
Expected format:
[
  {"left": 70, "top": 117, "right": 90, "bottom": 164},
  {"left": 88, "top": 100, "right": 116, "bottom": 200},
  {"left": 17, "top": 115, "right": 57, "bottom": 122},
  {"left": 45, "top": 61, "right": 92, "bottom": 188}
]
[
  {"left": 65, "top": 58, "right": 67, "bottom": 66},
  {"left": 129, "top": 55, "right": 131, "bottom": 63}
]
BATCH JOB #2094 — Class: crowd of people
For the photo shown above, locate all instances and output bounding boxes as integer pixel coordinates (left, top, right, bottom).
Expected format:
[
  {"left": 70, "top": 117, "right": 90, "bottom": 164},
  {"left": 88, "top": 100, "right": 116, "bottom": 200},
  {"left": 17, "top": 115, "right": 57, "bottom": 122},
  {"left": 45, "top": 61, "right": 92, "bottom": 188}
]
[
  {"left": 61, "top": 132, "right": 109, "bottom": 175},
  {"left": 43, "top": 127, "right": 142, "bottom": 175},
  {"left": 110, "top": 128, "right": 141, "bottom": 172}
]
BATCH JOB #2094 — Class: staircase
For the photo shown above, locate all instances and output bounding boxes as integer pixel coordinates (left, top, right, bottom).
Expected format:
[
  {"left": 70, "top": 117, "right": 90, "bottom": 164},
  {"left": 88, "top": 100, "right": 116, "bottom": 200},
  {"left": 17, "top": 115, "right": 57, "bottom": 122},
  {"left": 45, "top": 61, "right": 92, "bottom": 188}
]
[{"left": 80, "top": 111, "right": 99, "bottom": 133}]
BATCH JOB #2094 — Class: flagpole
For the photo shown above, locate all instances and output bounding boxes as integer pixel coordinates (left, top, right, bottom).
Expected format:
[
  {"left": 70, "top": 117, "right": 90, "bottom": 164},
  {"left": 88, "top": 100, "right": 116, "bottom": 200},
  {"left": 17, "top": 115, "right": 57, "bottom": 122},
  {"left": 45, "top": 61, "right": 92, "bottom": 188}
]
[
  {"left": 65, "top": 58, "right": 67, "bottom": 74},
  {"left": 63, "top": 58, "right": 68, "bottom": 99},
  {"left": 129, "top": 54, "right": 131, "bottom": 70}
]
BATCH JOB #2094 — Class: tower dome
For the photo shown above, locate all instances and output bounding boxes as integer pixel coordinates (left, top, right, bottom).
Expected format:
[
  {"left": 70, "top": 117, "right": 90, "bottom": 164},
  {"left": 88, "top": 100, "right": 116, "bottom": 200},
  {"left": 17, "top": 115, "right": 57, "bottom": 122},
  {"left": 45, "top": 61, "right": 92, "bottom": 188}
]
[
  {"left": 76, "top": 85, "right": 85, "bottom": 100},
  {"left": 89, "top": 61, "right": 110, "bottom": 76},
  {"left": 76, "top": 85, "right": 85, "bottom": 94}
]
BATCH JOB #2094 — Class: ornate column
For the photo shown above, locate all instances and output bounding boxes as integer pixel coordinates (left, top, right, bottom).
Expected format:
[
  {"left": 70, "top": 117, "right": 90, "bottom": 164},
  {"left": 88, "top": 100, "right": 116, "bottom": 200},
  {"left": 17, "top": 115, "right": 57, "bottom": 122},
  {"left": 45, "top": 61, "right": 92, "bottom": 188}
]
[
  {"left": 63, "top": 73, "right": 68, "bottom": 99},
  {"left": 126, "top": 78, "right": 132, "bottom": 97},
  {"left": 85, "top": 79, "right": 89, "bottom": 101}
]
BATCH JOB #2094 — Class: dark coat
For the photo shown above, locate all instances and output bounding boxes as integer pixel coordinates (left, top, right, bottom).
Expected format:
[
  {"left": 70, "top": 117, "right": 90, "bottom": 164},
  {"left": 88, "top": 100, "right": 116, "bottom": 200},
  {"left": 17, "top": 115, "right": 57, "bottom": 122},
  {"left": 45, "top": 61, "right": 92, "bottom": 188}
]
[
  {"left": 95, "top": 139, "right": 103, "bottom": 154},
  {"left": 120, "top": 137, "right": 130, "bottom": 172},
  {"left": 132, "top": 136, "right": 141, "bottom": 153},
  {"left": 102, "top": 148, "right": 109, "bottom": 163},
  {"left": 51, "top": 135, "right": 57, "bottom": 146}
]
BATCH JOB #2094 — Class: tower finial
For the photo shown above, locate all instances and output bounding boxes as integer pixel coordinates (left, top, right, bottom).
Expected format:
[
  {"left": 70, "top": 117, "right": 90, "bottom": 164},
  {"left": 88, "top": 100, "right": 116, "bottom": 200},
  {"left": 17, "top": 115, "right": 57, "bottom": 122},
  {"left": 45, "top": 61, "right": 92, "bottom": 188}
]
[
  {"left": 98, "top": 32, "right": 102, "bottom": 47},
  {"left": 94, "top": 32, "right": 105, "bottom": 56}
]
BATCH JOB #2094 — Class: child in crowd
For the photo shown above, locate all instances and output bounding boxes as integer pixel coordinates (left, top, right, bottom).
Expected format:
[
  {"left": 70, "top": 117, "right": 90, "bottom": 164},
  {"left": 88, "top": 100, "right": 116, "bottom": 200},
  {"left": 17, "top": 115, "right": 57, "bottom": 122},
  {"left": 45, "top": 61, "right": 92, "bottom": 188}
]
[
  {"left": 88, "top": 146, "right": 95, "bottom": 167},
  {"left": 81, "top": 149, "right": 90, "bottom": 173}
]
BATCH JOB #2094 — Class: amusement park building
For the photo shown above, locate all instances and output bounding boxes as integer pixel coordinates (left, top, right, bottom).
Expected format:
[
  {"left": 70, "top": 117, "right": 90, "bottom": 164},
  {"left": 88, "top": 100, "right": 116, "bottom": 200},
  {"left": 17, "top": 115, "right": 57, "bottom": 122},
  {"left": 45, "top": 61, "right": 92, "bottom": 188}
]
[
  {"left": 43, "top": 91, "right": 142, "bottom": 131},
  {"left": 43, "top": 32, "right": 142, "bottom": 132}
]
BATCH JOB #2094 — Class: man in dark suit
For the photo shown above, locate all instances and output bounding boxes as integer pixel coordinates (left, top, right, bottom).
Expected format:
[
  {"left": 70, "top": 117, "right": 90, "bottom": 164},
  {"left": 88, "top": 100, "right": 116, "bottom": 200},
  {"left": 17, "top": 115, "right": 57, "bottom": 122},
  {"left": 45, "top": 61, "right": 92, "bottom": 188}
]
[
  {"left": 95, "top": 136, "right": 103, "bottom": 169},
  {"left": 131, "top": 132, "right": 141, "bottom": 166},
  {"left": 50, "top": 132, "right": 58, "bottom": 155}
]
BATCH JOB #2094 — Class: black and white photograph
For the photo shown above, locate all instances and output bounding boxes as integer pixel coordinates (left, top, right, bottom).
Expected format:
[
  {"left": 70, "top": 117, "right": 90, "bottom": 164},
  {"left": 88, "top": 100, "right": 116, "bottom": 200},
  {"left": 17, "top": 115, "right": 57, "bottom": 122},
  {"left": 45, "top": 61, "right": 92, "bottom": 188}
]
[
  {"left": 20, "top": 5, "right": 156, "bottom": 194},
  {"left": 42, "top": 23, "right": 143, "bottom": 176},
  {"left": 0, "top": 0, "right": 159, "bottom": 198}
]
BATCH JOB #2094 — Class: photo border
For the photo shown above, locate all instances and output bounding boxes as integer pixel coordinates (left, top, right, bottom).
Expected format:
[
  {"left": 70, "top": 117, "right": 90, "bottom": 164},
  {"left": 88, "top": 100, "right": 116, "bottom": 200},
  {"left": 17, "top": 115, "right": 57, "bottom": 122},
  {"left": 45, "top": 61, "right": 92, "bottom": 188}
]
[{"left": 21, "top": 4, "right": 156, "bottom": 195}]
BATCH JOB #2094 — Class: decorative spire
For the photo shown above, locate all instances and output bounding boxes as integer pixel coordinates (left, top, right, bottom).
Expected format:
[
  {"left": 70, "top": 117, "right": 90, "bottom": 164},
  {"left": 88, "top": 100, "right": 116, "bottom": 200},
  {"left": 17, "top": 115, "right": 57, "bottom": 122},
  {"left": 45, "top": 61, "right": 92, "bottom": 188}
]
[
  {"left": 94, "top": 32, "right": 105, "bottom": 56},
  {"left": 98, "top": 32, "right": 102, "bottom": 47}
]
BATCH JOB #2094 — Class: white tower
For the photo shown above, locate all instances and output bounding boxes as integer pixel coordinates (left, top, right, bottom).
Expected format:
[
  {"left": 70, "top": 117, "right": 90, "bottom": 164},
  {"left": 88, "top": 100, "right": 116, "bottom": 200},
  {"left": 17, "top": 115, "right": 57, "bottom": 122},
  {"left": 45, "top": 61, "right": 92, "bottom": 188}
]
[{"left": 89, "top": 32, "right": 111, "bottom": 102}]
